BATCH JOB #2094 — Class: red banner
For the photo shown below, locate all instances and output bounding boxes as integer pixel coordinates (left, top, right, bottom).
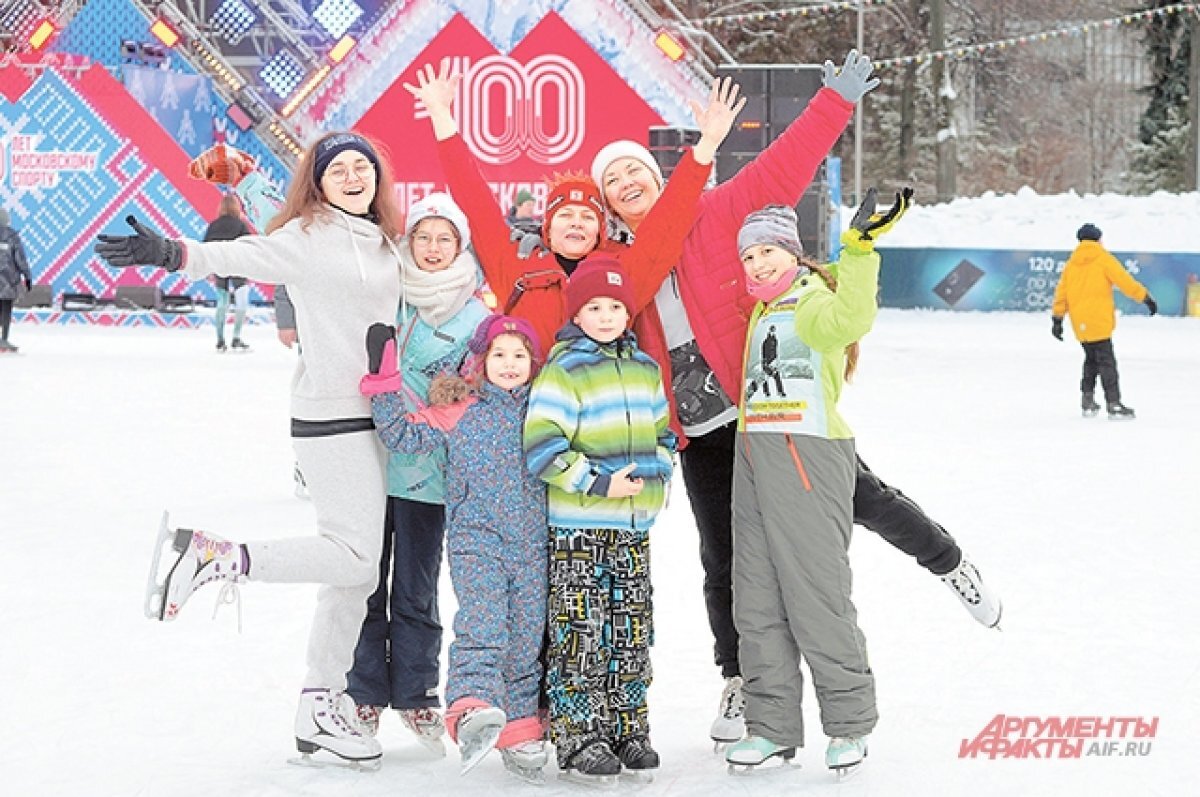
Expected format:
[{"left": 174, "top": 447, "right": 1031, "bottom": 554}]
[{"left": 357, "top": 12, "right": 666, "bottom": 213}]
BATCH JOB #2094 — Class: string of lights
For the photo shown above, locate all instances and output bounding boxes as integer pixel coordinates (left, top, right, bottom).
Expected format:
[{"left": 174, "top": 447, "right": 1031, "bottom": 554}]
[
  {"left": 695, "top": 0, "right": 892, "bottom": 26},
  {"left": 691, "top": 2, "right": 1199, "bottom": 69},
  {"left": 874, "top": 2, "right": 1200, "bottom": 69}
]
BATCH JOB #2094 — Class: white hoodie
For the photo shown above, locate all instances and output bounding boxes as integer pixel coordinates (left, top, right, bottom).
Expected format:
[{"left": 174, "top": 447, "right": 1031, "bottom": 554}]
[{"left": 182, "top": 210, "right": 402, "bottom": 421}]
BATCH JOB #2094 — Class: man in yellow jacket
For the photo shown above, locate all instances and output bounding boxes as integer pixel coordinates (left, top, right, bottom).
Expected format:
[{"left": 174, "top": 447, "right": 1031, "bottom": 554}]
[{"left": 1051, "top": 223, "right": 1157, "bottom": 419}]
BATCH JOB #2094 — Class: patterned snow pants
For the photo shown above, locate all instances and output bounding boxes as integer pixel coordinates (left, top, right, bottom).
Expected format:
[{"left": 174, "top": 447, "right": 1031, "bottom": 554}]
[{"left": 545, "top": 525, "right": 653, "bottom": 766}]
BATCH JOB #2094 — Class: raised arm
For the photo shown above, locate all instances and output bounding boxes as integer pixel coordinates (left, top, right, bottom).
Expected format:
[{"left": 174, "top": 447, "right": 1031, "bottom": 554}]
[
  {"left": 701, "top": 50, "right": 876, "bottom": 234},
  {"left": 370, "top": 393, "right": 451, "bottom": 455},
  {"left": 625, "top": 77, "right": 745, "bottom": 312},
  {"left": 406, "top": 59, "right": 527, "bottom": 305}
]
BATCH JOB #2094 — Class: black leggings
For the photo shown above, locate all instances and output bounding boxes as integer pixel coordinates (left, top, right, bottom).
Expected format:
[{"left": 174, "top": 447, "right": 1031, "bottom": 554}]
[{"left": 680, "top": 421, "right": 962, "bottom": 677}]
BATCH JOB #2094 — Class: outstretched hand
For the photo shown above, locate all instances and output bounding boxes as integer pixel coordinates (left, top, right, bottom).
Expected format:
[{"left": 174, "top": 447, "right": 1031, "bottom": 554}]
[
  {"left": 403, "top": 58, "right": 460, "bottom": 138},
  {"left": 822, "top": 49, "right": 880, "bottom": 104},
  {"left": 94, "top": 215, "right": 183, "bottom": 271},
  {"left": 689, "top": 76, "right": 747, "bottom": 164}
]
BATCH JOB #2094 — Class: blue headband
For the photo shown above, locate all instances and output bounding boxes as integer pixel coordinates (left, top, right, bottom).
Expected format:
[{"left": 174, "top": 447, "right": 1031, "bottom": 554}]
[{"left": 313, "top": 133, "right": 381, "bottom": 184}]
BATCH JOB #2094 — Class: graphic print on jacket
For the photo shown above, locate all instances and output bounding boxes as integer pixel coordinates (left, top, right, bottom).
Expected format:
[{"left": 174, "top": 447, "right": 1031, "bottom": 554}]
[{"left": 741, "top": 292, "right": 829, "bottom": 435}]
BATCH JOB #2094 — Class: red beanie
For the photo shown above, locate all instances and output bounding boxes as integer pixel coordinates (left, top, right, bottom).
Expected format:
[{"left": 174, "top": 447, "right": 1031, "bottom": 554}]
[
  {"left": 542, "top": 172, "right": 605, "bottom": 241},
  {"left": 565, "top": 253, "right": 635, "bottom": 324}
]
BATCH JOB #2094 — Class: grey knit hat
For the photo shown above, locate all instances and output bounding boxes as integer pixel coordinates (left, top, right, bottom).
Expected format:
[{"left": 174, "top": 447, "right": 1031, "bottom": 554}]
[
  {"left": 738, "top": 205, "right": 803, "bottom": 259},
  {"left": 0, "top": 208, "right": 9, "bottom": 227},
  {"left": 1076, "top": 223, "right": 1102, "bottom": 242}
]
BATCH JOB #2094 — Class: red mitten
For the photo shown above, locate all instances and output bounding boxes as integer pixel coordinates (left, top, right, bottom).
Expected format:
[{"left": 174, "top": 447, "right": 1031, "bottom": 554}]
[
  {"left": 359, "top": 323, "right": 400, "bottom": 396},
  {"left": 360, "top": 370, "right": 401, "bottom": 396},
  {"left": 408, "top": 399, "right": 474, "bottom": 433},
  {"left": 188, "top": 143, "right": 256, "bottom": 186}
]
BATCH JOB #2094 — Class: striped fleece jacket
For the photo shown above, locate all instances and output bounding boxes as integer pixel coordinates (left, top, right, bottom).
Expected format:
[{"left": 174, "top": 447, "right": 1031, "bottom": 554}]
[{"left": 524, "top": 323, "right": 675, "bottom": 532}]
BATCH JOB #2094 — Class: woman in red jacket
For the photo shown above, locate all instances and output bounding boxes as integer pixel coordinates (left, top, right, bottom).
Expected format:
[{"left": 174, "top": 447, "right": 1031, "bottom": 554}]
[
  {"left": 403, "top": 58, "right": 744, "bottom": 354},
  {"left": 591, "top": 51, "right": 1002, "bottom": 746}
]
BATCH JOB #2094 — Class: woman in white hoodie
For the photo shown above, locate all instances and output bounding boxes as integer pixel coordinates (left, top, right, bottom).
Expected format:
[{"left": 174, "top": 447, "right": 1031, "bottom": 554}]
[{"left": 95, "top": 131, "right": 405, "bottom": 767}]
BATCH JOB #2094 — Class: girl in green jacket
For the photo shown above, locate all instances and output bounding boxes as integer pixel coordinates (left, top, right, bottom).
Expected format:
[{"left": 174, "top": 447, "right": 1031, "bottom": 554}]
[{"left": 725, "top": 192, "right": 909, "bottom": 777}]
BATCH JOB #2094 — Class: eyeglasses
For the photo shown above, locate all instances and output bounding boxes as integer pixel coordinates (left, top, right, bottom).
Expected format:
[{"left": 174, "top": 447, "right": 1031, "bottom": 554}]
[
  {"left": 411, "top": 233, "right": 458, "bottom": 250},
  {"left": 323, "top": 162, "right": 375, "bottom": 184}
]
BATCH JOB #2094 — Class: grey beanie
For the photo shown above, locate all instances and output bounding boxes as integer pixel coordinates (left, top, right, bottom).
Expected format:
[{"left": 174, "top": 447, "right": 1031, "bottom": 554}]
[
  {"left": 1077, "top": 223, "right": 1102, "bottom": 242},
  {"left": 738, "top": 205, "right": 803, "bottom": 258},
  {"left": 0, "top": 208, "right": 9, "bottom": 227}
]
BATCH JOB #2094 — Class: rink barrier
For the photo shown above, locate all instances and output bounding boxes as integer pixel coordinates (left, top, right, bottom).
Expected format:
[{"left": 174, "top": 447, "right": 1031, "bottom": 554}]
[
  {"left": 877, "top": 248, "right": 1200, "bottom": 317},
  {"left": 13, "top": 308, "right": 278, "bottom": 329}
]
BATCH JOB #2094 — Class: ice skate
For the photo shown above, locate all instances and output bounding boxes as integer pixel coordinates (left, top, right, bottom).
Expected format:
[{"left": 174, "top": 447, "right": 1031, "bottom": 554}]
[
  {"left": 726, "top": 735, "right": 796, "bottom": 773},
  {"left": 399, "top": 707, "right": 447, "bottom": 757},
  {"left": 0, "top": 339, "right": 20, "bottom": 353},
  {"left": 215, "top": 340, "right": 227, "bottom": 353},
  {"left": 1107, "top": 401, "right": 1135, "bottom": 420},
  {"left": 500, "top": 739, "right": 548, "bottom": 784},
  {"left": 615, "top": 735, "right": 659, "bottom": 783},
  {"left": 558, "top": 741, "right": 621, "bottom": 787},
  {"left": 1081, "top": 393, "right": 1100, "bottom": 418},
  {"left": 144, "top": 511, "right": 246, "bottom": 621},
  {"left": 825, "top": 735, "right": 868, "bottom": 777},
  {"left": 940, "top": 556, "right": 1002, "bottom": 629},
  {"left": 291, "top": 688, "right": 382, "bottom": 770},
  {"left": 230, "top": 337, "right": 251, "bottom": 353},
  {"left": 456, "top": 706, "right": 506, "bottom": 775},
  {"left": 710, "top": 675, "right": 746, "bottom": 750},
  {"left": 355, "top": 704, "right": 382, "bottom": 737}
]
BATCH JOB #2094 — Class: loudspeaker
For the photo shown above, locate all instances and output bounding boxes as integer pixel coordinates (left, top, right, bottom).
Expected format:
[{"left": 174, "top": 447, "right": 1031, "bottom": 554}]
[
  {"left": 62, "top": 292, "right": 98, "bottom": 311},
  {"left": 113, "top": 285, "right": 162, "bottom": 310},
  {"left": 15, "top": 284, "right": 52, "bottom": 308},
  {"left": 715, "top": 64, "right": 823, "bottom": 153},
  {"left": 714, "top": 64, "right": 832, "bottom": 261},
  {"left": 648, "top": 126, "right": 701, "bottom": 179},
  {"left": 158, "top": 294, "right": 195, "bottom": 313}
]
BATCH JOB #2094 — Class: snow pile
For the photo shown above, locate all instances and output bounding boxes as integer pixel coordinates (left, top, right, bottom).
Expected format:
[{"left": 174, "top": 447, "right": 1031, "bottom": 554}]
[{"left": 849, "top": 187, "right": 1200, "bottom": 252}]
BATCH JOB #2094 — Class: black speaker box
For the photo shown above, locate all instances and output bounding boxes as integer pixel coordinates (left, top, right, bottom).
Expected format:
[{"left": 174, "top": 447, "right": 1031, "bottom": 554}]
[{"left": 113, "top": 285, "right": 163, "bottom": 310}]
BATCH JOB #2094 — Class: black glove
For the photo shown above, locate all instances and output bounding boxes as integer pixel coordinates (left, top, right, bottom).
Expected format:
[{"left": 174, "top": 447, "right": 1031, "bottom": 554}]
[
  {"left": 856, "top": 187, "right": 914, "bottom": 240},
  {"left": 94, "top": 215, "right": 183, "bottom": 271},
  {"left": 1144, "top": 295, "right": 1158, "bottom": 316},
  {"left": 365, "top": 323, "right": 397, "bottom": 375},
  {"left": 1051, "top": 316, "right": 1064, "bottom": 341},
  {"left": 22, "top": 275, "right": 32, "bottom": 291}
]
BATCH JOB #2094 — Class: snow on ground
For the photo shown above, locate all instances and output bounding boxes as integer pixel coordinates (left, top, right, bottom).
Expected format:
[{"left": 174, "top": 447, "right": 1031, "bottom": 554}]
[
  {"left": 2, "top": 191, "right": 1198, "bottom": 795},
  {"left": 3, "top": 306, "right": 1197, "bottom": 796}
]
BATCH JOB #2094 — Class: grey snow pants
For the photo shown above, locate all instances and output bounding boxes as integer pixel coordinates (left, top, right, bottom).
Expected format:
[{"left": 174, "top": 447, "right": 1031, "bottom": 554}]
[{"left": 732, "top": 432, "right": 877, "bottom": 747}]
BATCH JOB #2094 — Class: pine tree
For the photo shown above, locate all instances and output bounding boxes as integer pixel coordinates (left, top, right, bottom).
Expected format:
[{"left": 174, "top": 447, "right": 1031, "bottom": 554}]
[{"left": 1131, "top": 0, "right": 1192, "bottom": 191}]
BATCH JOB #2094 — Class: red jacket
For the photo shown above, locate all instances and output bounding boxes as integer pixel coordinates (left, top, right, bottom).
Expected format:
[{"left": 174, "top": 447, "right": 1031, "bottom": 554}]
[
  {"left": 437, "top": 134, "right": 711, "bottom": 367},
  {"left": 621, "top": 87, "right": 854, "bottom": 445}
]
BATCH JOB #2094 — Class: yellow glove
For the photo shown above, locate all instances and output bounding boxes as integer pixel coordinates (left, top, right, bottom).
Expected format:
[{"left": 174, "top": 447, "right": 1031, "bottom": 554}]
[{"left": 842, "top": 187, "right": 914, "bottom": 254}]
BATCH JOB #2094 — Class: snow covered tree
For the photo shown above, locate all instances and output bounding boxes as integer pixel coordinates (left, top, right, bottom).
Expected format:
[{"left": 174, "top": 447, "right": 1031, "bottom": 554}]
[{"left": 1130, "top": 0, "right": 1193, "bottom": 192}]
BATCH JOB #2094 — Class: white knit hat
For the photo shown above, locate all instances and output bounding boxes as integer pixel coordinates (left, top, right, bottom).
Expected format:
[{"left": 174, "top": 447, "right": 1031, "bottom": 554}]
[
  {"left": 590, "top": 140, "right": 664, "bottom": 198},
  {"left": 405, "top": 192, "right": 471, "bottom": 250}
]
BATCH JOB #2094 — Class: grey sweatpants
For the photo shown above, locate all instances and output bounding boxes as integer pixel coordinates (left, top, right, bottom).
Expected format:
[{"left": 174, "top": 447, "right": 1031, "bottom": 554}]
[
  {"left": 246, "top": 429, "right": 387, "bottom": 689},
  {"left": 732, "top": 432, "right": 877, "bottom": 747}
]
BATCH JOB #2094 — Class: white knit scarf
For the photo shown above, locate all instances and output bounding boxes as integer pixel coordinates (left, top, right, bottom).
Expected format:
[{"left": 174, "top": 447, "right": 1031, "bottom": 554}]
[{"left": 399, "top": 246, "right": 480, "bottom": 328}]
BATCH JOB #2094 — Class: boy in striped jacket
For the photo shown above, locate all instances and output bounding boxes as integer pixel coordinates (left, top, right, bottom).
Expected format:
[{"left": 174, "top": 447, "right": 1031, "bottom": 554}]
[{"left": 523, "top": 253, "right": 674, "bottom": 783}]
